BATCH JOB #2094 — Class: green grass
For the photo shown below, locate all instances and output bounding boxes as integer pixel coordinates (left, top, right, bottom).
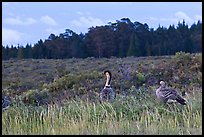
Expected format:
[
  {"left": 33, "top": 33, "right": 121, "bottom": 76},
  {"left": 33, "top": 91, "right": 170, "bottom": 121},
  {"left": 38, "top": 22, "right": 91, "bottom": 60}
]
[{"left": 2, "top": 90, "right": 202, "bottom": 135}]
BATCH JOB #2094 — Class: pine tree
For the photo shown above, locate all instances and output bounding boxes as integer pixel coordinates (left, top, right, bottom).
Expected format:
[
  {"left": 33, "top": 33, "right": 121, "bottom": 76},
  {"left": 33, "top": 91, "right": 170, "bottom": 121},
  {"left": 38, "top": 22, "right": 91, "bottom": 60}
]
[
  {"left": 183, "top": 37, "right": 193, "bottom": 53},
  {"left": 144, "top": 41, "right": 151, "bottom": 56},
  {"left": 127, "top": 33, "right": 140, "bottom": 56},
  {"left": 17, "top": 46, "right": 24, "bottom": 59}
]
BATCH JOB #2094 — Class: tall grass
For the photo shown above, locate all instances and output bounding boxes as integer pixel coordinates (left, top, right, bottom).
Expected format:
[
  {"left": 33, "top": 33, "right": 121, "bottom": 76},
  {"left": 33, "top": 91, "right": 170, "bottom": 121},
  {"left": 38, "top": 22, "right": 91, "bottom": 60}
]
[{"left": 2, "top": 91, "right": 202, "bottom": 135}]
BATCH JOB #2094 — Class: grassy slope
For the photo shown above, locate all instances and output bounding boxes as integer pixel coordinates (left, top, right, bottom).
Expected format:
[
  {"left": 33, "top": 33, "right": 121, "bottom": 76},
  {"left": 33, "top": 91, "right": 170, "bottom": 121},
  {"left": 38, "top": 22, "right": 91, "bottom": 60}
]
[{"left": 2, "top": 52, "right": 202, "bottom": 135}]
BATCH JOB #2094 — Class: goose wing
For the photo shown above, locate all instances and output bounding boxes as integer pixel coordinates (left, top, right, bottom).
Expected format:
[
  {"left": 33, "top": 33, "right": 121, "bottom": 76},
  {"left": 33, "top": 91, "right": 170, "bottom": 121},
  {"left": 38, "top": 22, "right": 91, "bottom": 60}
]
[
  {"left": 2, "top": 96, "right": 11, "bottom": 111},
  {"left": 159, "top": 87, "right": 178, "bottom": 100},
  {"left": 160, "top": 87, "right": 186, "bottom": 105},
  {"left": 99, "top": 87, "right": 115, "bottom": 101}
]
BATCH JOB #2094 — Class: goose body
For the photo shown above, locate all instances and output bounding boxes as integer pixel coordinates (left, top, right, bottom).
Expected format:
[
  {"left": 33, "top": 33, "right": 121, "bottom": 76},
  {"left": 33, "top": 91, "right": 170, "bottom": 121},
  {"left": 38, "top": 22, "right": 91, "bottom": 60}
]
[
  {"left": 99, "top": 70, "right": 116, "bottom": 102},
  {"left": 156, "top": 81, "right": 186, "bottom": 105},
  {"left": 2, "top": 95, "right": 11, "bottom": 112}
]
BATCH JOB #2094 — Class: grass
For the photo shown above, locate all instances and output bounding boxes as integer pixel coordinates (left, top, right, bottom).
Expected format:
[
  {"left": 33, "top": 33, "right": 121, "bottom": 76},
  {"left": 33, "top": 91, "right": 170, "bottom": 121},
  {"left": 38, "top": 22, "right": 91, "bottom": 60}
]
[
  {"left": 2, "top": 52, "right": 202, "bottom": 135},
  {"left": 2, "top": 89, "right": 202, "bottom": 135}
]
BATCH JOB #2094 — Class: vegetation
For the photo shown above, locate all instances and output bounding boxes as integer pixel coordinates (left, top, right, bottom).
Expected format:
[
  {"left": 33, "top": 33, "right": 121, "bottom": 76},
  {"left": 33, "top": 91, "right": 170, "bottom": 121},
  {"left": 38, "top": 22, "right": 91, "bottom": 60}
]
[
  {"left": 2, "top": 52, "right": 202, "bottom": 135},
  {"left": 2, "top": 92, "right": 202, "bottom": 135},
  {"left": 2, "top": 18, "right": 202, "bottom": 60}
]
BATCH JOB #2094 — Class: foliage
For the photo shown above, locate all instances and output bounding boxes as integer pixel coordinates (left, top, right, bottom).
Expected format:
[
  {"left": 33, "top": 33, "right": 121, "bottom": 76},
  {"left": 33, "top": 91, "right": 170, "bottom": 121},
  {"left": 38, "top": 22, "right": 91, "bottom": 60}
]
[
  {"left": 173, "top": 51, "right": 192, "bottom": 62},
  {"left": 2, "top": 53, "right": 202, "bottom": 104}
]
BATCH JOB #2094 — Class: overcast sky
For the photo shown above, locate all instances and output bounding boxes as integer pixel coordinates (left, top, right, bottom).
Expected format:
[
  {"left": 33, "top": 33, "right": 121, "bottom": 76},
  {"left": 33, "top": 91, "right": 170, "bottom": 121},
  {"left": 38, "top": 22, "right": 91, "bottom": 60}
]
[{"left": 2, "top": 2, "right": 202, "bottom": 46}]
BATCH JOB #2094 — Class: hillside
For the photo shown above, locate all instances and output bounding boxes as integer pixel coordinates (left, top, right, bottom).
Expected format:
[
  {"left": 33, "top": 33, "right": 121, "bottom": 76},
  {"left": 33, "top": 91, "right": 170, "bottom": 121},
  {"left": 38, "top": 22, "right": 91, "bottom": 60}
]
[
  {"left": 2, "top": 52, "right": 202, "bottom": 135},
  {"left": 2, "top": 52, "right": 202, "bottom": 105}
]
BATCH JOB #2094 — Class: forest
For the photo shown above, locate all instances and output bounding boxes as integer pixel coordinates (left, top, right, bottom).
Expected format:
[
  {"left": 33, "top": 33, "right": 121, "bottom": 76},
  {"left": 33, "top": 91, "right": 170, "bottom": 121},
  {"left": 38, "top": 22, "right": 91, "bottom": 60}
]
[{"left": 2, "top": 18, "right": 202, "bottom": 60}]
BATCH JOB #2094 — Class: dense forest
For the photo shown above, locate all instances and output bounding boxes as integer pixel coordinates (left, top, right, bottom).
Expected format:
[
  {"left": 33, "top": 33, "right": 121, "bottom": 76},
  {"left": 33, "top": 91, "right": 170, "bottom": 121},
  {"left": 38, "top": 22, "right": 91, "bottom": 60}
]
[{"left": 2, "top": 18, "right": 202, "bottom": 60}]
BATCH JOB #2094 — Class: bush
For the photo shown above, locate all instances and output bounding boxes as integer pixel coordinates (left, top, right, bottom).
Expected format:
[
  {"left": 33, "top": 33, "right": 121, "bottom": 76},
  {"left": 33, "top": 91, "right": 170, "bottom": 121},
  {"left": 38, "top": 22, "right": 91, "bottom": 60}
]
[
  {"left": 136, "top": 72, "right": 146, "bottom": 85},
  {"left": 173, "top": 51, "right": 192, "bottom": 62},
  {"left": 22, "top": 89, "right": 50, "bottom": 106}
]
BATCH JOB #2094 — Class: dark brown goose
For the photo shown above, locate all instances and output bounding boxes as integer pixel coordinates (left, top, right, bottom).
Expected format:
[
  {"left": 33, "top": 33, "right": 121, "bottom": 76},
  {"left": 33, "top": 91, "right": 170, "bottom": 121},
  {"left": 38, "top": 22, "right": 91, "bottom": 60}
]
[
  {"left": 99, "top": 70, "right": 116, "bottom": 102},
  {"left": 156, "top": 81, "right": 186, "bottom": 105}
]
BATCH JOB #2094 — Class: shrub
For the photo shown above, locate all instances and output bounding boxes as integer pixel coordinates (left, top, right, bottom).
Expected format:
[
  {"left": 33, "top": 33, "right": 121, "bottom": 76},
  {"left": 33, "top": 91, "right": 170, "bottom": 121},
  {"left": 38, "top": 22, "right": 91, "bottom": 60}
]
[{"left": 173, "top": 51, "right": 192, "bottom": 62}]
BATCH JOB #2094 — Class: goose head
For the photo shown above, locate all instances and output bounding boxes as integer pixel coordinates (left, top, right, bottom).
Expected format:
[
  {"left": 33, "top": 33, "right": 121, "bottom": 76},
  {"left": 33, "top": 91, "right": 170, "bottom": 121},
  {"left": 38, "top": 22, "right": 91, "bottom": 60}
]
[
  {"left": 104, "top": 70, "right": 111, "bottom": 79},
  {"left": 104, "top": 70, "right": 112, "bottom": 87},
  {"left": 160, "top": 81, "right": 165, "bottom": 88}
]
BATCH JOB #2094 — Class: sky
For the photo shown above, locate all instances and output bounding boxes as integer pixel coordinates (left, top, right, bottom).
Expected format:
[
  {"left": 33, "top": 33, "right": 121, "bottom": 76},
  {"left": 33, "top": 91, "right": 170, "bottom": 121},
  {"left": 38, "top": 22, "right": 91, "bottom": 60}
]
[{"left": 2, "top": 2, "right": 202, "bottom": 47}]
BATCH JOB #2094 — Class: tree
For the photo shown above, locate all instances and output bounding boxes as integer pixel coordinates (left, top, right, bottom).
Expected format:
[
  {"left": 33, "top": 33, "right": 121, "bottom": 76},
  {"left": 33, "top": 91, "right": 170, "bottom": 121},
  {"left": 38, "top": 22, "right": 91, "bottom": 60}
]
[
  {"left": 115, "top": 19, "right": 135, "bottom": 57},
  {"left": 17, "top": 46, "right": 24, "bottom": 59},
  {"left": 2, "top": 18, "right": 202, "bottom": 60},
  {"left": 24, "top": 44, "right": 33, "bottom": 58},
  {"left": 85, "top": 25, "right": 117, "bottom": 58},
  {"left": 183, "top": 37, "right": 193, "bottom": 53},
  {"left": 2, "top": 46, "right": 7, "bottom": 60},
  {"left": 127, "top": 33, "right": 140, "bottom": 56},
  {"left": 48, "top": 33, "right": 57, "bottom": 40},
  {"left": 70, "top": 33, "right": 86, "bottom": 58},
  {"left": 9, "top": 45, "right": 18, "bottom": 59},
  {"left": 32, "top": 39, "right": 45, "bottom": 59},
  {"left": 144, "top": 41, "right": 151, "bottom": 56}
]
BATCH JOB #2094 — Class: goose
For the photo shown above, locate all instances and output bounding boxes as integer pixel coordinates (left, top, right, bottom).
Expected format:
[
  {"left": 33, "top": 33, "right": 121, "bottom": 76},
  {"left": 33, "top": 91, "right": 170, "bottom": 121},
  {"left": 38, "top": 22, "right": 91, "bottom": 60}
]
[
  {"left": 99, "top": 70, "right": 116, "bottom": 102},
  {"left": 2, "top": 95, "right": 11, "bottom": 112},
  {"left": 156, "top": 81, "right": 186, "bottom": 105}
]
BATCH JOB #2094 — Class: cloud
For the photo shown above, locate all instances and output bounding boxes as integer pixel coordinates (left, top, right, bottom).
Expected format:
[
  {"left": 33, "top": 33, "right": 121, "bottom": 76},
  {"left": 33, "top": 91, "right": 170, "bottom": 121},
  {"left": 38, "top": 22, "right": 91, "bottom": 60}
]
[
  {"left": 76, "top": 11, "right": 91, "bottom": 16},
  {"left": 174, "top": 11, "right": 194, "bottom": 24},
  {"left": 40, "top": 15, "right": 58, "bottom": 26},
  {"left": 76, "top": 11, "right": 83, "bottom": 15},
  {"left": 147, "top": 11, "right": 201, "bottom": 26},
  {"left": 2, "top": 28, "right": 28, "bottom": 46},
  {"left": 85, "top": 11, "right": 91, "bottom": 15},
  {"left": 160, "top": 18, "right": 178, "bottom": 23},
  {"left": 45, "top": 28, "right": 65, "bottom": 35},
  {"left": 4, "top": 15, "right": 58, "bottom": 27},
  {"left": 4, "top": 17, "right": 37, "bottom": 26},
  {"left": 71, "top": 11, "right": 105, "bottom": 29},
  {"left": 149, "top": 17, "right": 158, "bottom": 21},
  {"left": 194, "top": 15, "right": 202, "bottom": 21},
  {"left": 147, "top": 16, "right": 178, "bottom": 25},
  {"left": 71, "top": 16, "right": 105, "bottom": 28}
]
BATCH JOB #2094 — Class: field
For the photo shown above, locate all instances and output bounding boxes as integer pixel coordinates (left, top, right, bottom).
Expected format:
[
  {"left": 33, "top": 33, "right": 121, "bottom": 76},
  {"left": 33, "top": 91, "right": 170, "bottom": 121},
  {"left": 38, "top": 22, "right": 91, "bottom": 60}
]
[{"left": 2, "top": 52, "right": 202, "bottom": 135}]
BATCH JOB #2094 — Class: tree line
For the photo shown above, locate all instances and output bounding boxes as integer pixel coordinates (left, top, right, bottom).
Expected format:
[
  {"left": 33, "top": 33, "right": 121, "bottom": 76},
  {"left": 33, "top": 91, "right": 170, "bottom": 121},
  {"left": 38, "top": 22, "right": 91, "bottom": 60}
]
[{"left": 2, "top": 18, "right": 202, "bottom": 60}]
